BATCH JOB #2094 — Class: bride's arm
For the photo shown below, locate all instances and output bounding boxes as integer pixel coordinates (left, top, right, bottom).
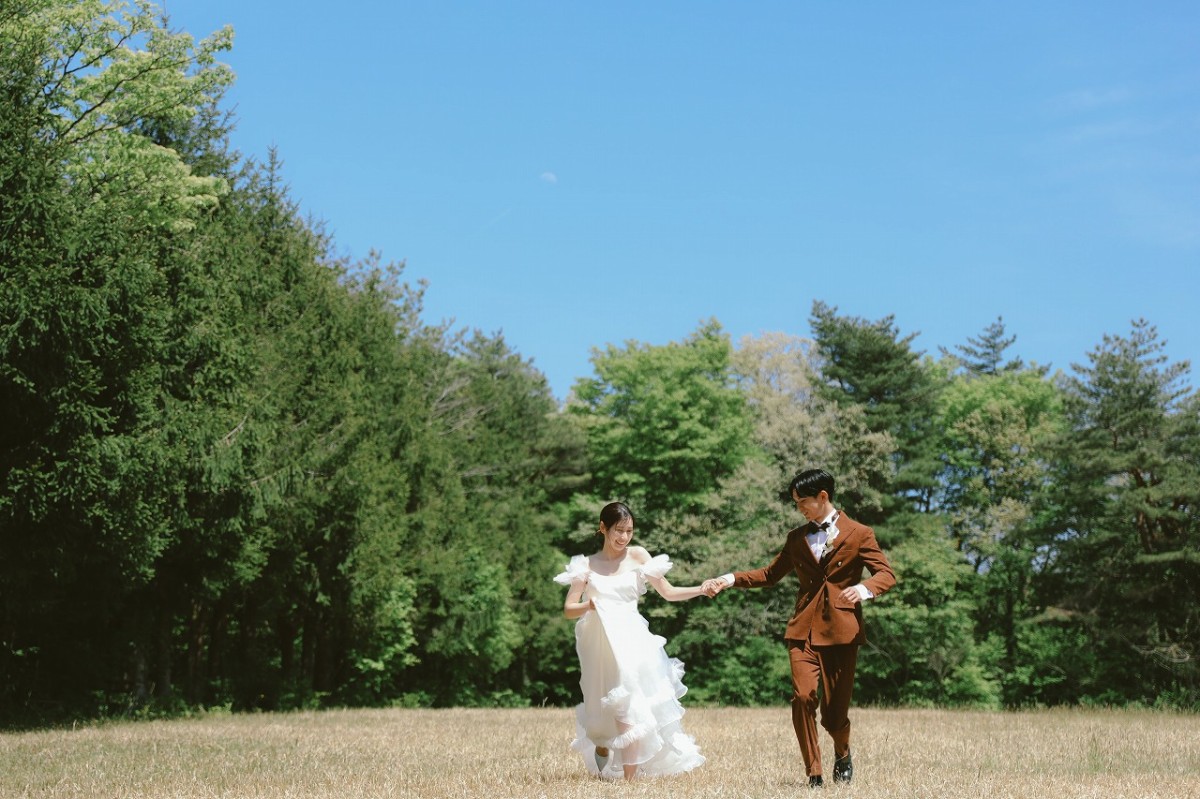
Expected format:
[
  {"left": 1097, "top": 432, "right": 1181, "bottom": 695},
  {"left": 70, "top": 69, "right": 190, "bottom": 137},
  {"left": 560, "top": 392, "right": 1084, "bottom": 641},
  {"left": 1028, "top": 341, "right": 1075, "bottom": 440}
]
[
  {"left": 646, "top": 575, "right": 708, "bottom": 602},
  {"left": 563, "top": 577, "right": 594, "bottom": 619},
  {"left": 631, "top": 548, "right": 709, "bottom": 601}
]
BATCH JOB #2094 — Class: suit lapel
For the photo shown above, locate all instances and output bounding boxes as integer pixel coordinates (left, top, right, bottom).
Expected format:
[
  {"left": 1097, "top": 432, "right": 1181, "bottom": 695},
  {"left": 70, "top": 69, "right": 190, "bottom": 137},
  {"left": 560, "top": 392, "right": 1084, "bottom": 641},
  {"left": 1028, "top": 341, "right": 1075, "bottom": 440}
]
[
  {"left": 822, "top": 514, "right": 856, "bottom": 564},
  {"left": 796, "top": 524, "right": 821, "bottom": 569}
]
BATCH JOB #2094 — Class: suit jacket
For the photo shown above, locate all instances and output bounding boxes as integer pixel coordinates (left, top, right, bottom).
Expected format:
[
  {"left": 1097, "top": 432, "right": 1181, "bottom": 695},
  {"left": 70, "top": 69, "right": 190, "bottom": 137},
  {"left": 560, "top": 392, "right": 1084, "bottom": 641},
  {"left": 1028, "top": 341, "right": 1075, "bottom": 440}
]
[{"left": 733, "top": 511, "right": 896, "bottom": 646}]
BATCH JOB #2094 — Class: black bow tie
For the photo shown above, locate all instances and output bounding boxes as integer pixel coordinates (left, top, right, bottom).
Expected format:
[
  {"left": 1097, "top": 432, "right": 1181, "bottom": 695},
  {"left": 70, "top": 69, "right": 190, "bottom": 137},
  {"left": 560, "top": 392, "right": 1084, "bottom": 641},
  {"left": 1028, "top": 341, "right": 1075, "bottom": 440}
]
[{"left": 812, "top": 521, "right": 831, "bottom": 533}]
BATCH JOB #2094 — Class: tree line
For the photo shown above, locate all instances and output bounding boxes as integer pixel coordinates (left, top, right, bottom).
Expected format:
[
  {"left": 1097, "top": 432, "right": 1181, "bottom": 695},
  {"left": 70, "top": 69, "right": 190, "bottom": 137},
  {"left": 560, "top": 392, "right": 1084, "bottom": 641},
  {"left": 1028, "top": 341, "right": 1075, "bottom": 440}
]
[{"left": 2, "top": 1, "right": 1197, "bottom": 725}]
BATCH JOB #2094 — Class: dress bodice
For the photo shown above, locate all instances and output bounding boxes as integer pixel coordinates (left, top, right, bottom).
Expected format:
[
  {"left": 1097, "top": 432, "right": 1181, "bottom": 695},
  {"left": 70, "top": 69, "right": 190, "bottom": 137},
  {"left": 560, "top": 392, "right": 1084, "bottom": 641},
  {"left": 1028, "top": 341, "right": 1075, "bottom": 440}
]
[
  {"left": 554, "top": 553, "right": 674, "bottom": 607},
  {"left": 587, "top": 568, "right": 648, "bottom": 604}
]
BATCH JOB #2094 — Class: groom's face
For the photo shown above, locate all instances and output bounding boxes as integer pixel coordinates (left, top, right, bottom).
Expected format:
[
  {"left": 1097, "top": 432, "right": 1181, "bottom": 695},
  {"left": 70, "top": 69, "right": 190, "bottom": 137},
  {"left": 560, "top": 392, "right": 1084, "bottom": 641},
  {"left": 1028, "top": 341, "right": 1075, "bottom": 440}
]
[{"left": 792, "top": 489, "right": 830, "bottom": 522}]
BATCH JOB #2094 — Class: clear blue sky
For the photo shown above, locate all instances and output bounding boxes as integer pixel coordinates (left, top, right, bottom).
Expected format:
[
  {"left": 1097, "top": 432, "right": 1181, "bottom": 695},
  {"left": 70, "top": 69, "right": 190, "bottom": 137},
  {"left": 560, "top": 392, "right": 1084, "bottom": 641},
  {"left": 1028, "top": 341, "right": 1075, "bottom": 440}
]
[{"left": 162, "top": 1, "right": 1198, "bottom": 400}]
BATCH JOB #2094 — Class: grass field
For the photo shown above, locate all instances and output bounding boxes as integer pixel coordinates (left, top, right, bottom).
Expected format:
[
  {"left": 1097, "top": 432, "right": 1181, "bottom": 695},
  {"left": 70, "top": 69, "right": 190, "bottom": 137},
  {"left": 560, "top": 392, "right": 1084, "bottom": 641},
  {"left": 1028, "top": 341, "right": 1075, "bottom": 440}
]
[{"left": 3, "top": 706, "right": 1199, "bottom": 798}]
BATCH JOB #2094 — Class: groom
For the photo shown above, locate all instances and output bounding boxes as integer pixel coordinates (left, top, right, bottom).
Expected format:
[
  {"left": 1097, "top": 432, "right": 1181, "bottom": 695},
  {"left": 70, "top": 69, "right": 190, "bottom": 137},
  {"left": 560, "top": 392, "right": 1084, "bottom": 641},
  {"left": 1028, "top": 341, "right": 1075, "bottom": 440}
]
[{"left": 702, "top": 468, "right": 895, "bottom": 788}]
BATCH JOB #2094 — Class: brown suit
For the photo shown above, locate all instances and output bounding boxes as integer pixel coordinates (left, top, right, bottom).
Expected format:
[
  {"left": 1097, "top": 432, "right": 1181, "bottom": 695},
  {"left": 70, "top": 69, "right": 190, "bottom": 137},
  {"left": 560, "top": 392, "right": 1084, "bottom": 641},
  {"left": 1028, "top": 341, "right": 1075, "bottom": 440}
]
[{"left": 733, "top": 511, "right": 895, "bottom": 778}]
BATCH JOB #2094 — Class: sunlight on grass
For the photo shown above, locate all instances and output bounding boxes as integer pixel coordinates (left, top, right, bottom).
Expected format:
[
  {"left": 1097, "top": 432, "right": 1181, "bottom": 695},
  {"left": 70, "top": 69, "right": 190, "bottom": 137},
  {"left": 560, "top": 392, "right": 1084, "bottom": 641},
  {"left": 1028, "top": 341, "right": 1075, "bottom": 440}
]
[{"left": 3, "top": 706, "right": 1198, "bottom": 798}]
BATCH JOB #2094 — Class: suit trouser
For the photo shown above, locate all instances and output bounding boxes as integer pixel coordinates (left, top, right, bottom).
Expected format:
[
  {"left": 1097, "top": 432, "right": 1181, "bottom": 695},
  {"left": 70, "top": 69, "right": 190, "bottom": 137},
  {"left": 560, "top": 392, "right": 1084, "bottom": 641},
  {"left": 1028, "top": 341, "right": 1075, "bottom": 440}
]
[{"left": 786, "top": 639, "right": 858, "bottom": 777}]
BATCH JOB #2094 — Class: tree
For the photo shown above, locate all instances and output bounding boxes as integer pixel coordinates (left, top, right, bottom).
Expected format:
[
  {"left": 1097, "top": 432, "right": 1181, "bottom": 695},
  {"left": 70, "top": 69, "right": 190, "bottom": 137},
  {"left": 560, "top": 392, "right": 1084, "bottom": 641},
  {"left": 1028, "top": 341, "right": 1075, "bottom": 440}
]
[
  {"left": 731, "top": 331, "right": 892, "bottom": 516},
  {"left": 809, "top": 300, "right": 945, "bottom": 524},
  {"left": 406, "top": 330, "right": 586, "bottom": 705},
  {"left": 568, "top": 320, "right": 754, "bottom": 533},
  {"left": 807, "top": 302, "right": 1002, "bottom": 705},
  {"left": 934, "top": 363, "right": 1065, "bottom": 705},
  {"left": 857, "top": 515, "right": 1000, "bottom": 707},
  {"left": 1048, "top": 319, "right": 1199, "bottom": 705},
  {"left": 939, "top": 316, "right": 1035, "bottom": 376},
  {"left": 938, "top": 369, "right": 1063, "bottom": 565},
  {"left": 0, "top": 0, "right": 238, "bottom": 719}
]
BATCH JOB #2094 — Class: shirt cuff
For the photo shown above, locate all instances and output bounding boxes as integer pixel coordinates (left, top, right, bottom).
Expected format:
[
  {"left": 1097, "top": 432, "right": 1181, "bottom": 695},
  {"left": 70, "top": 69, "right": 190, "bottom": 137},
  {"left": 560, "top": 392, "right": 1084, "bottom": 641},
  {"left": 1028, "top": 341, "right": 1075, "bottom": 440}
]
[
  {"left": 721, "top": 573, "right": 735, "bottom": 586},
  {"left": 854, "top": 584, "right": 873, "bottom": 601}
]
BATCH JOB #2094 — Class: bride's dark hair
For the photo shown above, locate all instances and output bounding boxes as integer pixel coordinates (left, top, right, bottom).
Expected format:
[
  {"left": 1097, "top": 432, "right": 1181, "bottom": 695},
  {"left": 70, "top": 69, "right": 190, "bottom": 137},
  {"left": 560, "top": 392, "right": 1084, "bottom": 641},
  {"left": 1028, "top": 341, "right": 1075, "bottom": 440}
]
[{"left": 599, "top": 501, "right": 634, "bottom": 531}]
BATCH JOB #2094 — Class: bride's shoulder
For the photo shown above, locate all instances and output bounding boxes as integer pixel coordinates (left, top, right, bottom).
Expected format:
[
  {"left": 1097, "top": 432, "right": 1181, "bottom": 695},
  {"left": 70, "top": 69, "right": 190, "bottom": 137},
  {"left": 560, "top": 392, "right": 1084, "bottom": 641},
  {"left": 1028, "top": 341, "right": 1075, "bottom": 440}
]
[
  {"left": 553, "top": 554, "right": 591, "bottom": 585},
  {"left": 628, "top": 546, "right": 651, "bottom": 563},
  {"left": 636, "top": 550, "right": 673, "bottom": 579}
]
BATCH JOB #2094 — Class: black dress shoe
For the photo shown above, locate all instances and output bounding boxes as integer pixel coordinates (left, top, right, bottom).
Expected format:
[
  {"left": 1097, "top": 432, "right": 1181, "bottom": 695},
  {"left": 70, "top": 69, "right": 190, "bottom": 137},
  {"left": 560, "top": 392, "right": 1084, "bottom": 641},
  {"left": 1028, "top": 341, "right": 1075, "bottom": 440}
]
[
  {"left": 807, "top": 775, "right": 824, "bottom": 788},
  {"left": 833, "top": 751, "right": 853, "bottom": 783}
]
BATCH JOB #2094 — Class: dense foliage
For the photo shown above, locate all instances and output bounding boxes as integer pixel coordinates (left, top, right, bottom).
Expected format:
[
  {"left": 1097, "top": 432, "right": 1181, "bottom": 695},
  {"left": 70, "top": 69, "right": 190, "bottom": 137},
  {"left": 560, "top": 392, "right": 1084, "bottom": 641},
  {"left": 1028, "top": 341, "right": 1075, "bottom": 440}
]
[{"left": 2, "top": 2, "right": 1196, "bottom": 724}]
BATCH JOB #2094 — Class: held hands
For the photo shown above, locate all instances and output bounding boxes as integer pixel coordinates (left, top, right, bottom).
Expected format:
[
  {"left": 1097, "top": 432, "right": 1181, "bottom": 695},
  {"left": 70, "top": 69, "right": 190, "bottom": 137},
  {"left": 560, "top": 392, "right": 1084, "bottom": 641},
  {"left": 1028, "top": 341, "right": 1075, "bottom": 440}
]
[{"left": 696, "top": 577, "right": 860, "bottom": 602}]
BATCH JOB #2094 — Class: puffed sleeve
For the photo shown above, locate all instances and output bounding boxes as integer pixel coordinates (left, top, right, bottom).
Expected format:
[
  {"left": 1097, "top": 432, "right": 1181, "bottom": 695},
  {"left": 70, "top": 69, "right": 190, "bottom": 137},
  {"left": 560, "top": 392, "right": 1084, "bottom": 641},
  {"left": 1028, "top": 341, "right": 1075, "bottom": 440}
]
[
  {"left": 638, "top": 553, "right": 674, "bottom": 579},
  {"left": 553, "top": 554, "right": 590, "bottom": 585}
]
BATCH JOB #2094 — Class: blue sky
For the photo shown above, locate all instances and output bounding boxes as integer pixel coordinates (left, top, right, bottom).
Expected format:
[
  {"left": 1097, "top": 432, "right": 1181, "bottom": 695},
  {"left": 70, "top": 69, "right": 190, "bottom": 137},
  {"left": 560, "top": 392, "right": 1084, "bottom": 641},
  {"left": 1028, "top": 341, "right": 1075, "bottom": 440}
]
[{"left": 162, "top": 1, "right": 1199, "bottom": 400}]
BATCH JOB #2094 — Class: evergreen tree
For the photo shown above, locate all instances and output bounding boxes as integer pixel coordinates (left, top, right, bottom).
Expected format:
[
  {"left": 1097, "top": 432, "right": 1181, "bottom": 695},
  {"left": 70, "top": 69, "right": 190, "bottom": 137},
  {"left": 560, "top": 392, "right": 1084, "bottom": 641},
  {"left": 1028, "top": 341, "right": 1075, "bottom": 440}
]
[
  {"left": 940, "top": 316, "right": 1036, "bottom": 376},
  {"left": 0, "top": 0, "right": 237, "bottom": 719},
  {"left": 1049, "top": 319, "right": 1199, "bottom": 705},
  {"left": 809, "top": 300, "right": 945, "bottom": 523},
  {"left": 409, "top": 330, "right": 585, "bottom": 705}
]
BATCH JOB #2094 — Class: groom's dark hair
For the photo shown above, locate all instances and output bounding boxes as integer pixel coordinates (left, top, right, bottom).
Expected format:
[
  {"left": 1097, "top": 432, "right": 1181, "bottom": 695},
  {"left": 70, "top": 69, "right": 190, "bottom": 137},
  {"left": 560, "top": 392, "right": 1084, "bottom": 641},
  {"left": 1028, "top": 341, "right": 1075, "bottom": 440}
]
[{"left": 788, "top": 469, "right": 835, "bottom": 502}]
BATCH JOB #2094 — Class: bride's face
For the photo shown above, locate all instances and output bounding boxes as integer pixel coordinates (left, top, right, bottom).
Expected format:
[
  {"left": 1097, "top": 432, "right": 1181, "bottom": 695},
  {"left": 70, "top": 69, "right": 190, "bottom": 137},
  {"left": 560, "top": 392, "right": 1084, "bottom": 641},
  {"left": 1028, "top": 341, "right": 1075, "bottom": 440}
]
[{"left": 601, "top": 519, "right": 634, "bottom": 552}]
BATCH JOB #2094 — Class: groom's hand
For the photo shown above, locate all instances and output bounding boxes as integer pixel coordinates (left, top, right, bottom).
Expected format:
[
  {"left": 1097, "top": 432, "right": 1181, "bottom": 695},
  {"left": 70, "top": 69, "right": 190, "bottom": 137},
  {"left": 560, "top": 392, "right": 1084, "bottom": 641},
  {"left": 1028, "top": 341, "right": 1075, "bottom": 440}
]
[{"left": 701, "top": 578, "right": 727, "bottom": 597}]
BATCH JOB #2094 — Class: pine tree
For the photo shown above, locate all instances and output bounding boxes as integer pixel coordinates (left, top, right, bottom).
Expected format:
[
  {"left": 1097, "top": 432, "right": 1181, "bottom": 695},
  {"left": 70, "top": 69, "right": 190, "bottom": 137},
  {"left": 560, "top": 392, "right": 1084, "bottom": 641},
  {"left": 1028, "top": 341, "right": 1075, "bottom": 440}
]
[
  {"left": 809, "top": 300, "right": 945, "bottom": 523},
  {"left": 1050, "top": 319, "right": 1199, "bottom": 704},
  {"left": 940, "top": 316, "right": 1039, "bottom": 376}
]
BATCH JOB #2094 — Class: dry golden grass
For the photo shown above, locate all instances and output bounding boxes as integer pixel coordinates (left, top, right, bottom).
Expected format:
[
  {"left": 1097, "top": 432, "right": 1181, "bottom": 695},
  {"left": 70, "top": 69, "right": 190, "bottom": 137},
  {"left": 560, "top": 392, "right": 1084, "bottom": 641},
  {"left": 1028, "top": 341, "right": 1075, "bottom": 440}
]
[{"left": 3, "top": 706, "right": 1199, "bottom": 798}]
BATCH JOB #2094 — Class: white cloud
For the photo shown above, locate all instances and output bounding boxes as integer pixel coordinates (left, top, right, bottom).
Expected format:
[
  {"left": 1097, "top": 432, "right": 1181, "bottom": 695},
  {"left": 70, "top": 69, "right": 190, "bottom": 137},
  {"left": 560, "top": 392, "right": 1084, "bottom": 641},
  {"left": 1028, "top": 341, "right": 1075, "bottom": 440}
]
[{"left": 540, "top": 171, "right": 558, "bottom": 184}]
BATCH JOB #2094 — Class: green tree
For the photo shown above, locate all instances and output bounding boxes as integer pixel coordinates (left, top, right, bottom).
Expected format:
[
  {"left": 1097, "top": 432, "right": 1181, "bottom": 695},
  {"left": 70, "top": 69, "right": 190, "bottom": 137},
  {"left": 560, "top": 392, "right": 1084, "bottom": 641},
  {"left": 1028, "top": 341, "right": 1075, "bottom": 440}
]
[
  {"left": 808, "top": 302, "right": 999, "bottom": 705},
  {"left": 934, "top": 365, "right": 1065, "bottom": 705},
  {"left": 809, "top": 301, "right": 945, "bottom": 524},
  {"left": 568, "top": 320, "right": 755, "bottom": 537},
  {"left": 671, "top": 332, "right": 899, "bottom": 707},
  {"left": 858, "top": 516, "right": 1000, "bottom": 707},
  {"left": 1048, "top": 319, "right": 1199, "bottom": 705},
  {"left": 939, "top": 316, "right": 1037, "bottom": 376},
  {"left": 1, "top": 0, "right": 237, "bottom": 719},
  {"left": 407, "top": 330, "right": 585, "bottom": 705},
  {"left": 2, "top": 0, "right": 591, "bottom": 720},
  {"left": 732, "top": 331, "right": 893, "bottom": 516},
  {"left": 561, "top": 322, "right": 757, "bottom": 702}
]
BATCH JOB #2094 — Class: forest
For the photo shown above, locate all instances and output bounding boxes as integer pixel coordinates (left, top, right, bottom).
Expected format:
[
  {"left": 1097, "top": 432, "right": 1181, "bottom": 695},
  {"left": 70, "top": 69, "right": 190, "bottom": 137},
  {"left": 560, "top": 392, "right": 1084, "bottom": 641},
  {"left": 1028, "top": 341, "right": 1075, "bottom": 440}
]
[{"left": 2, "top": 1, "right": 1197, "bottom": 726}]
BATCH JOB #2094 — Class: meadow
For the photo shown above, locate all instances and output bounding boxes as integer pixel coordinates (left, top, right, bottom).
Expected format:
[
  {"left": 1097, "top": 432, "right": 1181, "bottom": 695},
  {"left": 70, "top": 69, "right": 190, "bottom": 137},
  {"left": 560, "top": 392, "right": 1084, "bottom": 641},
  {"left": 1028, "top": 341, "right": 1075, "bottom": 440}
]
[{"left": 4, "top": 706, "right": 1199, "bottom": 798}]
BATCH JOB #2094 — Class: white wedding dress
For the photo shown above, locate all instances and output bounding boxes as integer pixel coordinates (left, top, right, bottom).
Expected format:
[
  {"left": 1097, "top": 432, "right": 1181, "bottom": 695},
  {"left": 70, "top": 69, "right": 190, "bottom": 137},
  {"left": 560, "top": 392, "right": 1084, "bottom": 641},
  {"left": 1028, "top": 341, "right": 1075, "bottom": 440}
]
[{"left": 554, "top": 553, "right": 705, "bottom": 778}]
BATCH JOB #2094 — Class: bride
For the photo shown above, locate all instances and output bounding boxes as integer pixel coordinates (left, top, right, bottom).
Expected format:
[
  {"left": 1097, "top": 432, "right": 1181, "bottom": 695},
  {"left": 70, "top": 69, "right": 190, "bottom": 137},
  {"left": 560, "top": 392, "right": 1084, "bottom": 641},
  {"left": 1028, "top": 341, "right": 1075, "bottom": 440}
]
[{"left": 555, "top": 501, "right": 711, "bottom": 780}]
